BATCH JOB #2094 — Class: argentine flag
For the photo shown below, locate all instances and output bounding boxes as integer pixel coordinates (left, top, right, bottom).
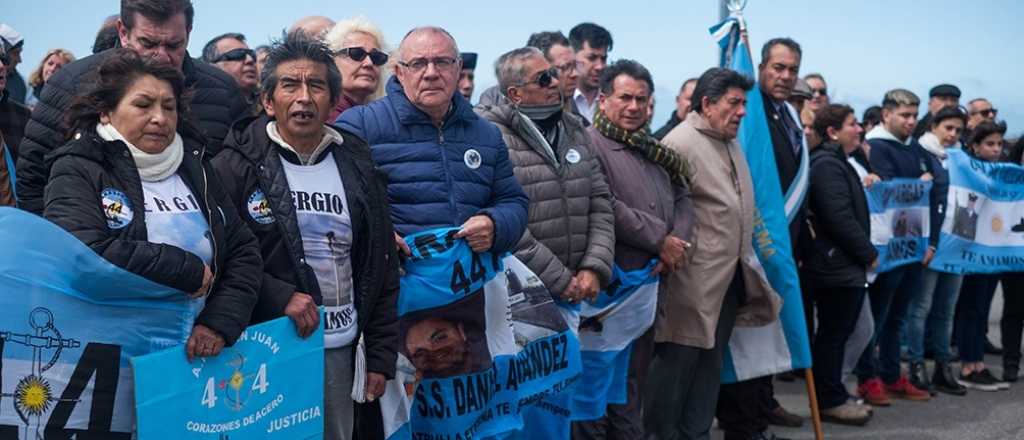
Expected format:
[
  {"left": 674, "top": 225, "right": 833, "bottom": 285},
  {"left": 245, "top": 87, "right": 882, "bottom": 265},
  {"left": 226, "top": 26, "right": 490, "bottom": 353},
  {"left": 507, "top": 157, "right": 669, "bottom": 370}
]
[{"left": 710, "top": 16, "right": 813, "bottom": 383}]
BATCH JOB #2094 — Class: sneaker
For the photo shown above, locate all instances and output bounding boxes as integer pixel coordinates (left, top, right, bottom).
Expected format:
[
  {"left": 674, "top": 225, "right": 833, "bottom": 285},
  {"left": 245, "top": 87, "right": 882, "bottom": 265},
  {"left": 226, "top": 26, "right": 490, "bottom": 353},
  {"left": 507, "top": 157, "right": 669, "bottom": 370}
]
[
  {"left": 932, "top": 362, "right": 967, "bottom": 396},
  {"left": 976, "top": 369, "right": 1010, "bottom": 390},
  {"left": 821, "top": 402, "right": 871, "bottom": 426},
  {"left": 957, "top": 370, "right": 1001, "bottom": 392},
  {"left": 885, "top": 376, "right": 931, "bottom": 401},
  {"left": 857, "top": 378, "right": 891, "bottom": 407}
]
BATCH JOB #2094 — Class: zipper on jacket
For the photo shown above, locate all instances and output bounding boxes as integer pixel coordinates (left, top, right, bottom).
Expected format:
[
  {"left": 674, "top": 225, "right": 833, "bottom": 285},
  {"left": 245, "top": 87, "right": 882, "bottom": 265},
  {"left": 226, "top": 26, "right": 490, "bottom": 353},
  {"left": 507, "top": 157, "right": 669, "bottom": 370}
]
[
  {"left": 437, "top": 127, "right": 458, "bottom": 221},
  {"left": 326, "top": 231, "right": 343, "bottom": 308},
  {"left": 559, "top": 179, "right": 572, "bottom": 264},
  {"left": 199, "top": 147, "right": 219, "bottom": 293}
]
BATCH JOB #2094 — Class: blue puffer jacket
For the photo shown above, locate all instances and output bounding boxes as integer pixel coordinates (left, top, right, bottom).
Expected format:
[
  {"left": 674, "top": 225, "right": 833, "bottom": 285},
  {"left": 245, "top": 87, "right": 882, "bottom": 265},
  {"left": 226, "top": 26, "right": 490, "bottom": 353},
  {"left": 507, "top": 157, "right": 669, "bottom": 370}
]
[{"left": 338, "top": 77, "right": 529, "bottom": 254}]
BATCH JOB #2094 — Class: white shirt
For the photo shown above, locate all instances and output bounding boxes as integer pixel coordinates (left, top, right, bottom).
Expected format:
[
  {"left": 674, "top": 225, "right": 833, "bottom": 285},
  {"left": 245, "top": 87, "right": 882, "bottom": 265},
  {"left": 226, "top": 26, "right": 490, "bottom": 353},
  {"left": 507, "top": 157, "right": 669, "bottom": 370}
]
[
  {"left": 141, "top": 174, "right": 213, "bottom": 323},
  {"left": 282, "top": 152, "right": 358, "bottom": 349},
  {"left": 573, "top": 88, "right": 598, "bottom": 123}
]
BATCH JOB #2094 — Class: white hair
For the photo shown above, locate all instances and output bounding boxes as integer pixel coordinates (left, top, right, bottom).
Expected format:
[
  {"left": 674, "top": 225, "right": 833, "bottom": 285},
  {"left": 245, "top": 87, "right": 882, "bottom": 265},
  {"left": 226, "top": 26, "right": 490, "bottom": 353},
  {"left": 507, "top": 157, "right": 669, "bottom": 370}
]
[{"left": 324, "top": 15, "right": 392, "bottom": 100}]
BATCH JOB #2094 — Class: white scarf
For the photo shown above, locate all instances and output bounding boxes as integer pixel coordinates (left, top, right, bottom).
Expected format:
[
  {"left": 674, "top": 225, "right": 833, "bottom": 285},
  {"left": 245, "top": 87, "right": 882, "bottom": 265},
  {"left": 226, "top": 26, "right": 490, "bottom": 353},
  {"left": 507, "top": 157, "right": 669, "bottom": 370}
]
[
  {"left": 918, "top": 132, "right": 961, "bottom": 160},
  {"left": 96, "top": 123, "right": 183, "bottom": 182},
  {"left": 266, "top": 122, "right": 345, "bottom": 165}
]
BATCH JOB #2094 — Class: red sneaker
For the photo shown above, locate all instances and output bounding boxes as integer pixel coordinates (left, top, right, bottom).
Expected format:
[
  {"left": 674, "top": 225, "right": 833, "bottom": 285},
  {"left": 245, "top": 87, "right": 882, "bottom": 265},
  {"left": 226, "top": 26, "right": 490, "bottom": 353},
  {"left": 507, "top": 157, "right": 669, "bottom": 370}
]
[
  {"left": 885, "top": 376, "right": 931, "bottom": 401},
  {"left": 857, "top": 378, "right": 891, "bottom": 407}
]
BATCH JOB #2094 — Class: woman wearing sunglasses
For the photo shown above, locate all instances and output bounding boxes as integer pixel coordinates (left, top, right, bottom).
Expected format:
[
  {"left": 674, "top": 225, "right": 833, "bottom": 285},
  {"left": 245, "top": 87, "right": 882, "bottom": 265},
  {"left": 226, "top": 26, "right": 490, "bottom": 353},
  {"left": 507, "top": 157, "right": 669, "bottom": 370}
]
[{"left": 325, "top": 16, "right": 391, "bottom": 122}]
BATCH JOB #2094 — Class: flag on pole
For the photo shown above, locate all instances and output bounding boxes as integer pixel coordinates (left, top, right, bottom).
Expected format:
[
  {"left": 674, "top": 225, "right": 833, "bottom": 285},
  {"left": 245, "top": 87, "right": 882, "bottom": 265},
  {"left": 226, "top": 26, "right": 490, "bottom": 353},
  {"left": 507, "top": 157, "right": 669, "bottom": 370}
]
[{"left": 709, "top": 15, "right": 813, "bottom": 383}]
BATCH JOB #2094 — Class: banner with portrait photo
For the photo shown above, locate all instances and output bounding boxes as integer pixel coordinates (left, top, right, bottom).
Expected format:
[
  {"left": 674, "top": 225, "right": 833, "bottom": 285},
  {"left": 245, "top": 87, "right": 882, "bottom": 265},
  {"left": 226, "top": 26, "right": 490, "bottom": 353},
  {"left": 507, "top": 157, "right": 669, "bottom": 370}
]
[
  {"left": 381, "top": 228, "right": 581, "bottom": 440},
  {"left": 132, "top": 315, "right": 324, "bottom": 439},
  {"left": 866, "top": 178, "right": 932, "bottom": 274},
  {"left": 931, "top": 149, "right": 1024, "bottom": 274},
  {"left": 0, "top": 207, "right": 192, "bottom": 439}
]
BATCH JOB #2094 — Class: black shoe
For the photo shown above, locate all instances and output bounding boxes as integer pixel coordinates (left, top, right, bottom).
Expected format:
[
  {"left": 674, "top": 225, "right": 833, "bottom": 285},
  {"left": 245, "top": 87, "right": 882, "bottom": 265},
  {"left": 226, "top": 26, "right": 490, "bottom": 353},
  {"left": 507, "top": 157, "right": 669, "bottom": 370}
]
[
  {"left": 985, "top": 339, "right": 1004, "bottom": 355},
  {"left": 909, "top": 361, "right": 935, "bottom": 396},
  {"left": 776, "top": 370, "right": 797, "bottom": 382},
  {"left": 767, "top": 405, "right": 803, "bottom": 428},
  {"left": 932, "top": 362, "right": 967, "bottom": 396},
  {"left": 1004, "top": 363, "right": 1019, "bottom": 383},
  {"left": 750, "top": 430, "right": 791, "bottom": 440}
]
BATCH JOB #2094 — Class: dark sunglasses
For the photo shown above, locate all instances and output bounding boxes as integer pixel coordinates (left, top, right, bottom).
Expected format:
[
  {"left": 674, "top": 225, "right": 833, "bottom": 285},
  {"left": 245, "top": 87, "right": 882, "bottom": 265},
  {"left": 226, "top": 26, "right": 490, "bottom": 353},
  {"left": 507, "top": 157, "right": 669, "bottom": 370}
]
[
  {"left": 212, "top": 48, "right": 255, "bottom": 63},
  {"left": 524, "top": 68, "right": 559, "bottom": 88},
  {"left": 971, "top": 108, "right": 998, "bottom": 118},
  {"left": 811, "top": 87, "right": 827, "bottom": 97},
  {"left": 337, "top": 47, "right": 389, "bottom": 66}
]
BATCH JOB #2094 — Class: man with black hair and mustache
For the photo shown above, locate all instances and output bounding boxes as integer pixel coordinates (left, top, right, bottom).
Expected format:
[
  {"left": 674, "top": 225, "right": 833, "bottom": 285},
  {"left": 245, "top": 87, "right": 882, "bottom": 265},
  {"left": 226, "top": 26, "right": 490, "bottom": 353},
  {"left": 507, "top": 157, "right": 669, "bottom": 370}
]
[{"left": 212, "top": 32, "right": 399, "bottom": 440}]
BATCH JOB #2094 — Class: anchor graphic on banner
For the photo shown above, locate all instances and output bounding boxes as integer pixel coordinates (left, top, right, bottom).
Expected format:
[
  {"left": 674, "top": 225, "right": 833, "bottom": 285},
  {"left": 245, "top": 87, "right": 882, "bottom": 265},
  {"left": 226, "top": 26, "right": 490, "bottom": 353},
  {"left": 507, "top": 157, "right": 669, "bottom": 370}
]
[{"left": 0, "top": 307, "right": 81, "bottom": 439}]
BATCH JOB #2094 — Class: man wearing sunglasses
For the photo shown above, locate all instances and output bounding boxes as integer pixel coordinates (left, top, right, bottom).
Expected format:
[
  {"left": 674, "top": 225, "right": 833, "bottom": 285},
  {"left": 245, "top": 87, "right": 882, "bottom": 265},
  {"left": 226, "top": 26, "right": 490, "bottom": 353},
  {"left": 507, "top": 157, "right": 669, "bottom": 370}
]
[
  {"left": 339, "top": 26, "right": 528, "bottom": 266},
  {"left": 477, "top": 47, "right": 614, "bottom": 438},
  {"left": 965, "top": 98, "right": 998, "bottom": 144},
  {"left": 203, "top": 32, "right": 260, "bottom": 116}
]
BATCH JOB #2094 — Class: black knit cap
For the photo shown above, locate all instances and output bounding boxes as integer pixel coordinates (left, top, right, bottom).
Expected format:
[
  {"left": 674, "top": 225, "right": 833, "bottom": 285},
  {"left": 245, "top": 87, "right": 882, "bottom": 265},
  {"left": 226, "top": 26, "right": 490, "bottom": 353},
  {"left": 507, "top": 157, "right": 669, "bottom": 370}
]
[
  {"left": 930, "top": 84, "right": 961, "bottom": 98},
  {"left": 460, "top": 52, "right": 477, "bottom": 70}
]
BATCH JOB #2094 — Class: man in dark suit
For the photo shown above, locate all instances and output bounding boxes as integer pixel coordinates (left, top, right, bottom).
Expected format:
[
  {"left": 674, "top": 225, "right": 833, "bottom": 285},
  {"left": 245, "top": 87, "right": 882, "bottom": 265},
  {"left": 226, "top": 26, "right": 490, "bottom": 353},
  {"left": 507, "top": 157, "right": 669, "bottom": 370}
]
[
  {"left": 952, "top": 193, "right": 980, "bottom": 240},
  {"left": 715, "top": 37, "right": 808, "bottom": 440}
]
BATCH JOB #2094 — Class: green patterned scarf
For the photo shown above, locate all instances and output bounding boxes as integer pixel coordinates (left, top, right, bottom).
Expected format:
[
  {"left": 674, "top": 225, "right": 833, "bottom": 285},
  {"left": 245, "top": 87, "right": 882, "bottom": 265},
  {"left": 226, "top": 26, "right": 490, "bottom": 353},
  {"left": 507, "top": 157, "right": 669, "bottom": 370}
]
[{"left": 593, "top": 109, "right": 693, "bottom": 186}]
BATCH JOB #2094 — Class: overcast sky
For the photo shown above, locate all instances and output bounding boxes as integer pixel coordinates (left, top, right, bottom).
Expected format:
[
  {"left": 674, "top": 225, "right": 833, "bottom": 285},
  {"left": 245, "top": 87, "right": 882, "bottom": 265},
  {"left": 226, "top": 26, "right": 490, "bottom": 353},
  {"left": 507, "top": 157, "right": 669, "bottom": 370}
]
[{"left": 7, "top": 0, "right": 1021, "bottom": 135}]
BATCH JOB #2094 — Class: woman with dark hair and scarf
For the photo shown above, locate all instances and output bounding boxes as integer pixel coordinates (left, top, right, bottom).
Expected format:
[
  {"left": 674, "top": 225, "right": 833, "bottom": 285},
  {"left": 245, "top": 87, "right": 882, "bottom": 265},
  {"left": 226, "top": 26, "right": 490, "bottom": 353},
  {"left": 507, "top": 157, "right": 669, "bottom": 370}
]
[{"left": 43, "top": 49, "right": 261, "bottom": 361}]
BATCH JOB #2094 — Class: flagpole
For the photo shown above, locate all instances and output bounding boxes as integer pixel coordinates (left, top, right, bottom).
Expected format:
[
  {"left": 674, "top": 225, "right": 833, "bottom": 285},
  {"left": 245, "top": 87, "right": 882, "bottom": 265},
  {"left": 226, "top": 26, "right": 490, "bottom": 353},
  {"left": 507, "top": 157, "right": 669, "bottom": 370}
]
[{"left": 737, "top": 12, "right": 826, "bottom": 440}]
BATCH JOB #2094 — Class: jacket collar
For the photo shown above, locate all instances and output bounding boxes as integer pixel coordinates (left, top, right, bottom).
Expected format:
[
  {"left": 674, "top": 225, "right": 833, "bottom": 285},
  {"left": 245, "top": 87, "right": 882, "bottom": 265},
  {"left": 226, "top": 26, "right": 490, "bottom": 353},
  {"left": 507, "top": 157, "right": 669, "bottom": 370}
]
[
  {"left": 686, "top": 111, "right": 731, "bottom": 142},
  {"left": 384, "top": 76, "right": 478, "bottom": 127},
  {"left": 865, "top": 124, "right": 912, "bottom": 146}
]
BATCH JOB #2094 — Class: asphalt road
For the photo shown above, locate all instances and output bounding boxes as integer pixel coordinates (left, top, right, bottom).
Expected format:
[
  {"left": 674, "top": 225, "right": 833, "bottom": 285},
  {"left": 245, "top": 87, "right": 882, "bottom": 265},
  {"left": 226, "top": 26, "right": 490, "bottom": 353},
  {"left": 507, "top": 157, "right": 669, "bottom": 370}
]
[{"left": 713, "top": 286, "right": 1024, "bottom": 440}]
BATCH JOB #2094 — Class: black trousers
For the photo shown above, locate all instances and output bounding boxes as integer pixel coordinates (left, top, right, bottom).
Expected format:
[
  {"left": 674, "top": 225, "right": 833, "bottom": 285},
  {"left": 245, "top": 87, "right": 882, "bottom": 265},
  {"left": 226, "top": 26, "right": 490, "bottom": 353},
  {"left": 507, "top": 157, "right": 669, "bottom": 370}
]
[
  {"left": 1002, "top": 273, "right": 1024, "bottom": 368},
  {"left": 572, "top": 328, "right": 654, "bottom": 440},
  {"left": 810, "top": 285, "right": 867, "bottom": 409},
  {"left": 642, "top": 269, "right": 742, "bottom": 440},
  {"left": 716, "top": 375, "right": 776, "bottom": 439}
]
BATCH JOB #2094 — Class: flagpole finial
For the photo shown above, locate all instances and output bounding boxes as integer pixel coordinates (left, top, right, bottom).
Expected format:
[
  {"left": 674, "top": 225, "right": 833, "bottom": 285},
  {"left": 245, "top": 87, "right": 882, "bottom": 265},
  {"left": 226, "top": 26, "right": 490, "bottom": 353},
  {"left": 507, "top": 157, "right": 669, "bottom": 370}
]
[{"left": 727, "top": 0, "right": 748, "bottom": 15}]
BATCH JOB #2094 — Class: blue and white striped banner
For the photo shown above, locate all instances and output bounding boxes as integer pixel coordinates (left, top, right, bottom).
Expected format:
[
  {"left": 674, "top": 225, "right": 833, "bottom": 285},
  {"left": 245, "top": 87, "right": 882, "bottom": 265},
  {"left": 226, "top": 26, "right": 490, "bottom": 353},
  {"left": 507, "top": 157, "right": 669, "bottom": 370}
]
[{"left": 931, "top": 149, "right": 1024, "bottom": 274}]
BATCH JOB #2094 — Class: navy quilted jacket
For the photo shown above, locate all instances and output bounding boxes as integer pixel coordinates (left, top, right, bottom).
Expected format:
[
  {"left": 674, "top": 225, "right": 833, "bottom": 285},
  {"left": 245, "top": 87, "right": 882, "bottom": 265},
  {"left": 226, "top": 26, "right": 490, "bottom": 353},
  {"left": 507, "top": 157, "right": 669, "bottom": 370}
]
[{"left": 338, "top": 77, "right": 528, "bottom": 254}]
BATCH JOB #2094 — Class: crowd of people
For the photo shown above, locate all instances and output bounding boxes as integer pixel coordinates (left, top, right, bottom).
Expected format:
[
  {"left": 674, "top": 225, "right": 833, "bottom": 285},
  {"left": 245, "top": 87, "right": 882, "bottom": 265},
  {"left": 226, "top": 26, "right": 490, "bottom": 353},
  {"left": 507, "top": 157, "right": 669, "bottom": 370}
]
[{"left": 1, "top": 1, "right": 1022, "bottom": 440}]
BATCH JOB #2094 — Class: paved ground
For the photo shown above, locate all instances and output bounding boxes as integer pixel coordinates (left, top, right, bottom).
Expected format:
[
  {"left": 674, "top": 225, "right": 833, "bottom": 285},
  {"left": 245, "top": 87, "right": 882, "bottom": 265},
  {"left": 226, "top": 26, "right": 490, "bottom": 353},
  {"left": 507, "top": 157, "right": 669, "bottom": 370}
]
[{"left": 712, "top": 287, "right": 1024, "bottom": 440}]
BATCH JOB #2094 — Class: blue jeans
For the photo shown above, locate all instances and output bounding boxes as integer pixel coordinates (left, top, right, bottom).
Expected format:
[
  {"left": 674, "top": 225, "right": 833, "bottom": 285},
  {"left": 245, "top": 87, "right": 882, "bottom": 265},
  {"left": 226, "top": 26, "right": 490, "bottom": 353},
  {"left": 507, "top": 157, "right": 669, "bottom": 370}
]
[
  {"left": 855, "top": 265, "right": 923, "bottom": 384},
  {"left": 906, "top": 268, "right": 964, "bottom": 363}
]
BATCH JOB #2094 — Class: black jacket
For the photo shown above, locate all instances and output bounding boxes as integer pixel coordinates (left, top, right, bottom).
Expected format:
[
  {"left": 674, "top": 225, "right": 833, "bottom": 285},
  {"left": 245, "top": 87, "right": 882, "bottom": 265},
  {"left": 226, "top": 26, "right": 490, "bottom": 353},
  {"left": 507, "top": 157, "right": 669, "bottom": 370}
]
[
  {"left": 761, "top": 90, "right": 808, "bottom": 258},
  {"left": 42, "top": 127, "right": 261, "bottom": 345},
  {"left": 212, "top": 115, "right": 400, "bottom": 378},
  {"left": 0, "top": 90, "right": 30, "bottom": 157},
  {"left": 653, "top": 112, "right": 682, "bottom": 141},
  {"left": 804, "top": 143, "right": 878, "bottom": 288},
  {"left": 18, "top": 50, "right": 247, "bottom": 214}
]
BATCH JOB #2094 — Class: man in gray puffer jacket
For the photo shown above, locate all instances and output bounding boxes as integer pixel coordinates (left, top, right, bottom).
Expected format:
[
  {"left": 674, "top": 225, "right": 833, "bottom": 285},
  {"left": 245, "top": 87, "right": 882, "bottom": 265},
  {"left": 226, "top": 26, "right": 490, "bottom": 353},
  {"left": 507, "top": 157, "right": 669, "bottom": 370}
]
[{"left": 476, "top": 46, "right": 614, "bottom": 304}]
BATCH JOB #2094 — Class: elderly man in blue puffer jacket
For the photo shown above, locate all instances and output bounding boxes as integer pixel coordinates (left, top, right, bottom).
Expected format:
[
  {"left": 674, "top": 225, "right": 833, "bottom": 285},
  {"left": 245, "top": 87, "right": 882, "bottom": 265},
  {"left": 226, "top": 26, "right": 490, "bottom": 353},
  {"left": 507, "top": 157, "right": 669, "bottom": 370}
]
[{"left": 339, "top": 26, "right": 528, "bottom": 254}]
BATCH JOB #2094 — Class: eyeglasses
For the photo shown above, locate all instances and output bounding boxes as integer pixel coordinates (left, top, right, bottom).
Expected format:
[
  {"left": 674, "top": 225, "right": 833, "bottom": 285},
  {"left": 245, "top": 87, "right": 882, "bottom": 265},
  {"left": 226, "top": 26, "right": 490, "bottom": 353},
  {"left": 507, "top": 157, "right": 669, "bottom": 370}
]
[
  {"left": 397, "top": 57, "right": 458, "bottom": 73},
  {"left": 811, "top": 87, "right": 828, "bottom": 97},
  {"left": 336, "top": 47, "right": 389, "bottom": 66},
  {"left": 522, "top": 68, "right": 559, "bottom": 88},
  {"left": 970, "top": 108, "right": 998, "bottom": 118},
  {"left": 211, "top": 48, "right": 255, "bottom": 63}
]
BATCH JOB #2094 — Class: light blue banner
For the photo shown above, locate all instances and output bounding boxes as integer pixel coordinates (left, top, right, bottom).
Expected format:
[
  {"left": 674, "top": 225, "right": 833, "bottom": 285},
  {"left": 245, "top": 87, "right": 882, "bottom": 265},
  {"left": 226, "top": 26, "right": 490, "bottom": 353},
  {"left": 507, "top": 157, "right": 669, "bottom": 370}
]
[
  {"left": 571, "top": 261, "right": 657, "bottom": 421},
  {"left": 710, "top": 18, "right": 812, "bottom": 383},
  {"left": 381, "top": 228, "right": 581, "bottom": 439},
  {"left": 865, "top": 179, "right": 932, "bottom": 274},
  {"left": 0, "top": 207, "right": 191, "bottom": 439},
  {"left": 931, "top": 149, "right": 1024, "bottom": 274},
  {"left": 133, "top": 315, "right": 324, "bottom": 439}
]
